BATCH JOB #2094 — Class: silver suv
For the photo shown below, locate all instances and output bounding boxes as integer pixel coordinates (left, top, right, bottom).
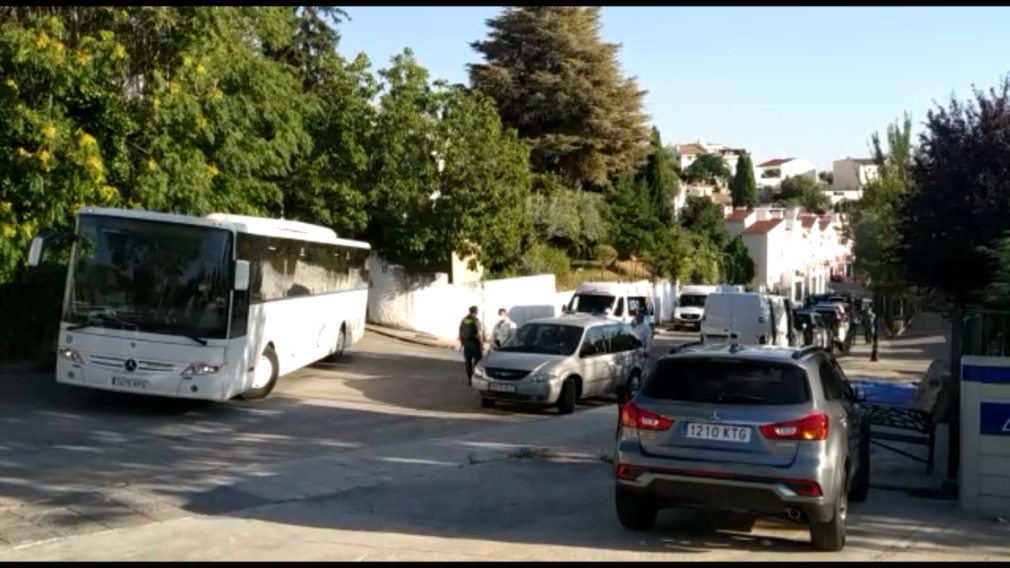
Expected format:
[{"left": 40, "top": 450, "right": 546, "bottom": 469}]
[
  {"left": 613, "top": 344, "right": 870, "bottom": 551},
  {"left": 472, "top": 315, "right": 647, "bottom": 414}
]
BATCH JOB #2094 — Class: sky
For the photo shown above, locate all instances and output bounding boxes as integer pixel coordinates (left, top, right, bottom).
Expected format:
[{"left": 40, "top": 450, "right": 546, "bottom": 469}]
[{"left": 337, "top": 7, "right": 1010, "bottom": 170}]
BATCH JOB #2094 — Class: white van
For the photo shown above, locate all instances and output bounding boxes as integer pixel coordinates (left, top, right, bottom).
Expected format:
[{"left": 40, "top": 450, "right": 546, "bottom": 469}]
[
  {"left": 564, "top": 282, "right": 655, "bottom": 327},
  {"left": 701, "top": 292, "right": 797, "bottom": 346},
  {"left": 673, "top": 285, "right": 718, "bottom": 330}
]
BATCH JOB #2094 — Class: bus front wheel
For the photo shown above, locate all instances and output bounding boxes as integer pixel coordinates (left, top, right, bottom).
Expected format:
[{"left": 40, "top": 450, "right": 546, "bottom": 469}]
[{"left": 239, "top": 345, "right": 279, "bottom": 400}]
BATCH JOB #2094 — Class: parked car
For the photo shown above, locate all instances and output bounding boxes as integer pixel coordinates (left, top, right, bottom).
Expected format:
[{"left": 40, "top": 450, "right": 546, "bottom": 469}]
[
  {"left": 471, "top": 315, "right": 647, "bottom": 414},
  {"left": 612, "top": 343, "right": 870, "bottom": 551},
  {"left": 794, "top": 310, "right": 832, "bottom": 352}
]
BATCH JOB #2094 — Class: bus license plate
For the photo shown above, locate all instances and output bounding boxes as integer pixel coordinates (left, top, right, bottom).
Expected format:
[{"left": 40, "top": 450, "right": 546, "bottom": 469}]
[
  {"left": 112, "top": 377, "right": 149, "bottom": 390},
  {"left": 489, "top": 382, "right": 516, "bottom": 393}
]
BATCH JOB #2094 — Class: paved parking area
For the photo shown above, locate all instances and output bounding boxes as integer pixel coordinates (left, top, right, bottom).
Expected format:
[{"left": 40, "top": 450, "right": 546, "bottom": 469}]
[
  {"left": 0, "top": 331, "right": 688, "bottom": 550},
  {"left": 3, "top": 405, "right": 1007, "bottom": 562}
]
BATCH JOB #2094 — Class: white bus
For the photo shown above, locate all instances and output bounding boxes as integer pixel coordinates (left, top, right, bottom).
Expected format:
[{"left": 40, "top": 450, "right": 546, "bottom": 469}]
[{"left": 27, "top": 207, "right": 370, "bottom": 402}]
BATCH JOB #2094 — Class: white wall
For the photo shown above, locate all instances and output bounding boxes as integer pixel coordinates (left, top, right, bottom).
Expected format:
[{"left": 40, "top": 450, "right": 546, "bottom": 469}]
[{"left": 367, "top": 254, "right": 559, "bottom": 341}]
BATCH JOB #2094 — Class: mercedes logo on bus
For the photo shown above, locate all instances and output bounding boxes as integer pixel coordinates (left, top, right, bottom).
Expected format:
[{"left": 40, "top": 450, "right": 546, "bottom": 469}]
[{"left": 124, "top": 359, "right": 138, "bottom": 372}]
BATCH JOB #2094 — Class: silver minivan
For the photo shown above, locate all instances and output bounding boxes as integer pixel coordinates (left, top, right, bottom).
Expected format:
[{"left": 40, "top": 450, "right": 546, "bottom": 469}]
[{"left": 472, "top": 315, "right": 648, "bottom": 414}]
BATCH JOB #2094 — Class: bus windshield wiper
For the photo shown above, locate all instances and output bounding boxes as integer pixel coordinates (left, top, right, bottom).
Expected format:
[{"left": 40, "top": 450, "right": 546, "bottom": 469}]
[
  {"left": 67, "top": 312, "right": 139, "bottom": 332},
  {"left": 185, "top": 335, "right": 209, "bottom": 346}
]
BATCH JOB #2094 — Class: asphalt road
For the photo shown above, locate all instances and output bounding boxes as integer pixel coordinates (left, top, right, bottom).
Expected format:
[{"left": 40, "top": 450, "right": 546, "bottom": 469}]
[{"left": 0, "top": 330, "right": 692, "bottom": 547}]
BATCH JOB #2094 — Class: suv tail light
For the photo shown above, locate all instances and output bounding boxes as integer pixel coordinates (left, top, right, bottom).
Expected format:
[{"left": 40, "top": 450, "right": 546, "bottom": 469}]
[
  {"left": 620, "top": 402, "right": 673, "bottom": 431},
  {"left": 759, "top": 413, "right": 829, "bottom": 441},
  {"left": 810, "top": 324, "right": 818, "bottom": 333}
]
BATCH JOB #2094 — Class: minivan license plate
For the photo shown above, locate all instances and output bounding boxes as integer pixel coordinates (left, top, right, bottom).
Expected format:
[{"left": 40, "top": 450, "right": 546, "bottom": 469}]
[
  {"left": 684, "top": 422, "right": 751, "bottom": 443},
  {"left": 112, "top": 377, "right": 149, "bottom": 390},
  {"left": 489, "top": 382, "right": 516, "bottom": 393}
]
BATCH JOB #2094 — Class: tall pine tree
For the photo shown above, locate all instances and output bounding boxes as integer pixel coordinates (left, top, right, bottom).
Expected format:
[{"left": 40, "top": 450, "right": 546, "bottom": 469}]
[
  {"left": 729, "top": 153, "right": 759, "bottom": 209},
  {"left": 469, "top": 7, "right": 650, "bottom": 190}
]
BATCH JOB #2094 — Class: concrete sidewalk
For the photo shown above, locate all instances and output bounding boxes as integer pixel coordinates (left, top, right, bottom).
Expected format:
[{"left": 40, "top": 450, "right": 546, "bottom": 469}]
[
  {"left": 365, "top": 324, "right": 459, "bottom": 351},
  {"left": 3, "top": 404, "right": 1009, "bottom": 561}
]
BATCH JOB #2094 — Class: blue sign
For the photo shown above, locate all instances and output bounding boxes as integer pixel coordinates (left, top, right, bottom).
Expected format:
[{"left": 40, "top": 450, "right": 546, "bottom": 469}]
[
  {"left": 980, "top": 402, "right": 1010, "bottom": 436},
  {"left": 963, "top": 365, "right": 1010, "bottom": 385}
]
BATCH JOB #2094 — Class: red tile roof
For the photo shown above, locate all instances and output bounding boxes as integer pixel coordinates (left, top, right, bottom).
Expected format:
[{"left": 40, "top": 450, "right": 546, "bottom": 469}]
[
  {"left": 726, "top": 209, "right": 752, "bottom": 222},
  {"left": 800, "top": 215, "right": 817, "bottom": 229},
  {"left": 742, "top": 219, "right": 784, "bottom": 235},
  {"left": 818, "top": 218, "right": 833, "bottom": 230},
  {"left": 675, "top": 143, "right": 707, "bottom": 156},
  {"left": 757, "top": 158, "right": 794, "bottom": 168}
]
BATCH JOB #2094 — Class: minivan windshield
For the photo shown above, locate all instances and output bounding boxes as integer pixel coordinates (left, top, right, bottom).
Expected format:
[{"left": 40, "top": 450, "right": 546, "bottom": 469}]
[
  {"left": 64, "top": 214, "right": 234, "bottom": 340},
  {"left": 498, "top": 323, "right": 584, "bottom": 356},
  {"left": 567, "top": 293, "right": 615, "bottom": 315},
  {"left": 678, "top": 294, "right": 707, "bottom": 308},
  {"left": 642, "top": 358, "right": 811, "bottom": 405}
]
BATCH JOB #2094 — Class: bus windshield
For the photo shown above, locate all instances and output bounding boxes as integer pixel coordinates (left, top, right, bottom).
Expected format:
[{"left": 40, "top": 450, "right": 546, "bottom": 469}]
[{"left": 64, "top": 215, "right": 234, "bottom": 340}]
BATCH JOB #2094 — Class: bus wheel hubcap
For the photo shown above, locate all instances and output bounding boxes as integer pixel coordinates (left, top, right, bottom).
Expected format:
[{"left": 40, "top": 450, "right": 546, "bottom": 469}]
[{"left": 253, "top": 355, "right": 273, "bottom": 389}]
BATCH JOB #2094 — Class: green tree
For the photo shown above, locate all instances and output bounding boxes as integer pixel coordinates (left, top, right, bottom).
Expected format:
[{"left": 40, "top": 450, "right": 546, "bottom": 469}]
[
  {"left": 678, "top": 195, "right": 730, "bottom": 251},
  {"left": 268, "top": 8, "right": 378, "bottom": 238},
  {"left": 778, "top": 175, "right": 831, "bottom": 214},
  {"left": 364, "top": 50, "right": 531, "bottom": 270},
  {"left": 637, "top": 127, "right": 679, "bottom": 225},
  {"left": 723, "top": 235, "right": 756, "bottom": 285},
  {"left": 605, "top": 174, "right": 660, "bottom": 260},
  {"left": 729, "top": 153, "right": 758, "bottom": 208},
  {"left": 0, "top": 7, "right": 311, "bottom": 281},
  {"left": 851, "top": 114, "right": 913, "bottom": 293},
  {"left": 469, "top": 7, "right": 650, "bottom": 189},
  {"left": 683, "top": 153, "right": 731, "bottom": 186}
]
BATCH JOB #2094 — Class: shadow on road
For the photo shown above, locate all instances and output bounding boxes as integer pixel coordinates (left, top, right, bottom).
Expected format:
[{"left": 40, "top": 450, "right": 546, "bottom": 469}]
[{"left": 201, "top": 454, "right": 1010, "bottom": 559}]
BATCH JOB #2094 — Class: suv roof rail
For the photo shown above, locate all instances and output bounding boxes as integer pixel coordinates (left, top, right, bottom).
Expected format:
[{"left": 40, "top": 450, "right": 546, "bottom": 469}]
[
  {"left": 668, "top": 341, "right": 704, "bottom": 355},
  {"left": 791, "top": 345, "right": 827, "bottom": 360}
]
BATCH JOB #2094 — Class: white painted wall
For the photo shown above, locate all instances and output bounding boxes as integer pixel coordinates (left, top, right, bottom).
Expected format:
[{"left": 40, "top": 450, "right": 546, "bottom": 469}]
[
  {"left": 832, "top": 159, "right": 879, "bottom": 192},
  {"left": 367, "top": 255, "right": 558, "bottom": 341}
]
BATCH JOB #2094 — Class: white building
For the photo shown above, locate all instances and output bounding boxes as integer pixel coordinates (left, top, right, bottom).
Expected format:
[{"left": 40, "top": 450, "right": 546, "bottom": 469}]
[
  {"left": 828, "top": 157, "right": 879, "bottom": 205},
  {"left": 753, "top": 157, "right": 818, "bottom": 188},
  {"left": 669, "top": 141, "right": 748, "bottom": 178},
  {"left": 725, "top": 207, "right": 851, "bottom": 301}
]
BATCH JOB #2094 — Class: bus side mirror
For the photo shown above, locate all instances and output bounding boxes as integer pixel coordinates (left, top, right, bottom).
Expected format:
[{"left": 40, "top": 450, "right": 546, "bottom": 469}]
[
  {"left": 234, "top": 260, "right": 251, "bottom": 292},
  {"left": 27, "top": 236, "right": 45, "bottom": 267}
]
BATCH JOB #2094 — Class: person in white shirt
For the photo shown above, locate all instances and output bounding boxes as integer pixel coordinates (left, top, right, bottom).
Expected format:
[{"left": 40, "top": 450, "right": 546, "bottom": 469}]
[
  {"left": 631, "top": 309, "right": 653, "bottom": 363},
  {"left": 492, "top": 308, "right": 517, "bottom": 349}
]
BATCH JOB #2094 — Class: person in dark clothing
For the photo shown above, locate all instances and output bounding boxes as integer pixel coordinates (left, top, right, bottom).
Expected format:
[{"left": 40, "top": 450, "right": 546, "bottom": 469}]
[{"left": 458, "top": 306, "right": 485, "bottom": 385}]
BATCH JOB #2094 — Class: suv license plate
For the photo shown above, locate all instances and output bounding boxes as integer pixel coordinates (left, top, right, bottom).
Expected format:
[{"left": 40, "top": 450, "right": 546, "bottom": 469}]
[
  {"left": 489, "top": 383, "right": 516, "bottom": 393},
  {"left": 684, "top": 422, "right": 751, "bottom": 443}
]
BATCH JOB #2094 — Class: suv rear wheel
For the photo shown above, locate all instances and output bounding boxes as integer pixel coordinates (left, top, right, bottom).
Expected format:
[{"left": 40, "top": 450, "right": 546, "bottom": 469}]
[
  {"left": 809, "top": 483, "right": 847, "bottom": 551},
  {"left": 615, "top": 487, "right": 657, "bottom": 531}
]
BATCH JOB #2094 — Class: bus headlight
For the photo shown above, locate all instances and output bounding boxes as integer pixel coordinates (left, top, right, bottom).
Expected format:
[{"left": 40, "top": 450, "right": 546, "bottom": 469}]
[
  {"left": 181, "top": 363, "right": 225, "bottom": 376},
  {"left": 58, "top": 348, "right": 83, "bottom": 363}
]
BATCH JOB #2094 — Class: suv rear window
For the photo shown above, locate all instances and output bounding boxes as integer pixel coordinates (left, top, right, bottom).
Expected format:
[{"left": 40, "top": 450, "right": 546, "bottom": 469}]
[{"left": 642, "top": 358, "right": 812, "bottom": 405}]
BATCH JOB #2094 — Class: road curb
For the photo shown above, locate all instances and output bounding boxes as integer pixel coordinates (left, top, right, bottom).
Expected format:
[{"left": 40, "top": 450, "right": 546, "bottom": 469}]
[{"left": 365, "top": 325, "right": 458, "bottom": 351}]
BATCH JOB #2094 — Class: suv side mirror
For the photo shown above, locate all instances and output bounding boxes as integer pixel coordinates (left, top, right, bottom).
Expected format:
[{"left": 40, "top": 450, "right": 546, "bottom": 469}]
[{"left": 234, "top": 260, "right": 251, "bottom": 291}]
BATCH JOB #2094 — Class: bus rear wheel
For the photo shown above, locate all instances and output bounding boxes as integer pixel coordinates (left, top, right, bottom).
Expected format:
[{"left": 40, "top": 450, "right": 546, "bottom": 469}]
[{"left": 239, "top": 345, "right": 279, "bottom": 400}]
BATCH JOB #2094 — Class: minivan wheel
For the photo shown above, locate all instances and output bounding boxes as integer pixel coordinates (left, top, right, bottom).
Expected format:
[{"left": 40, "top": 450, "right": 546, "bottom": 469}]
[
  {"left": 557, "top": 379, "right": 577, "bottom": 415},
  {"left": 615, "top": 487, "right": 657, "bottom": 531},
  {"left": 810, "top": 487, "right": 847, "bottom": 551}
]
